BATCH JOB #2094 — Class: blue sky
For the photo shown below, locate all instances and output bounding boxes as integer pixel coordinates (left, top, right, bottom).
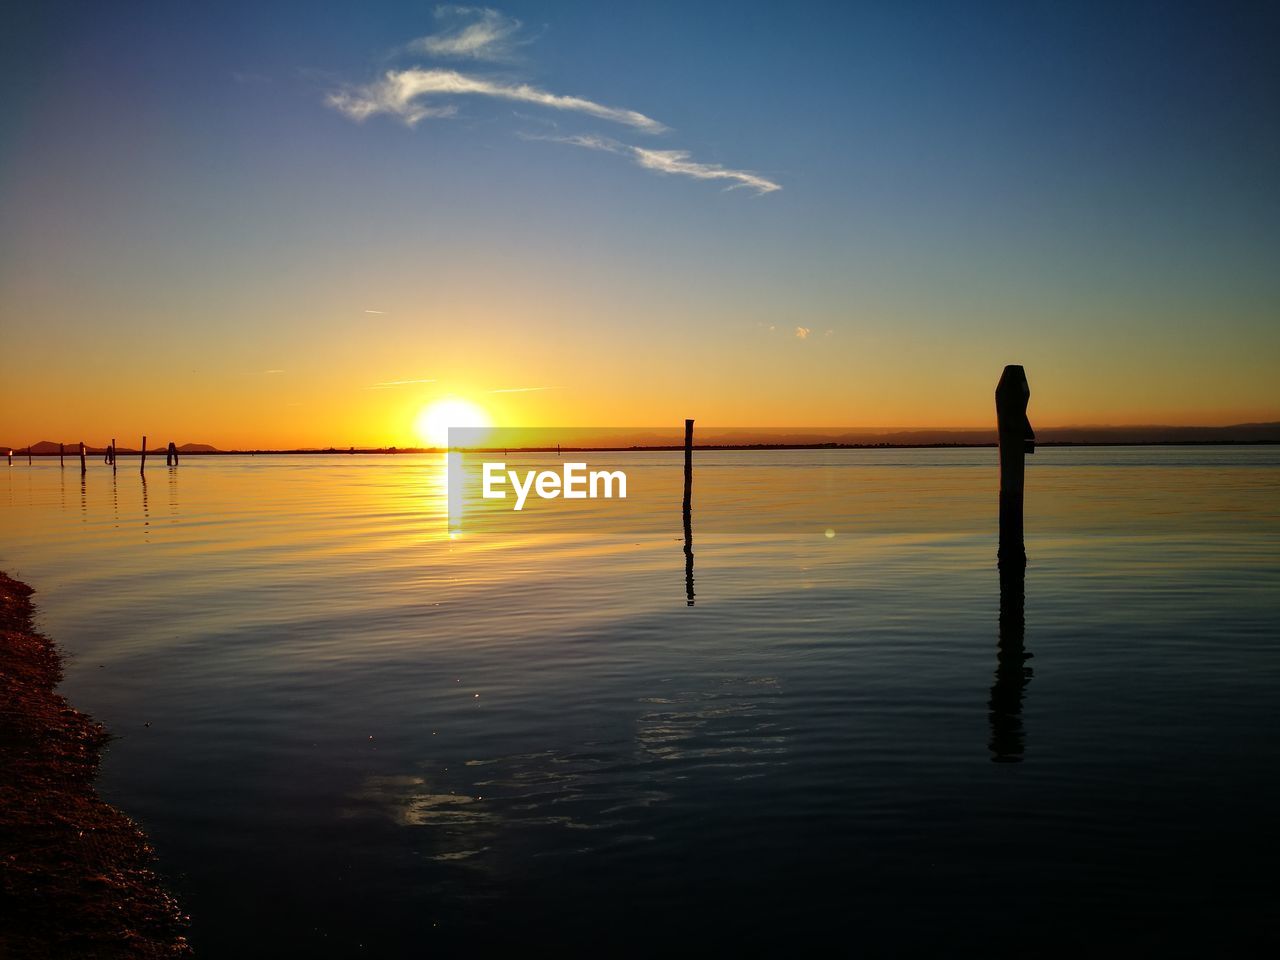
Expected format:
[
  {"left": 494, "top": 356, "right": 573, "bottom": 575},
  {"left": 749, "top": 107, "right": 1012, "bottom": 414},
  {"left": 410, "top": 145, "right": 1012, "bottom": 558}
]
[{"left": 2, "top": 1, "right": 1277, "bottom": 443}]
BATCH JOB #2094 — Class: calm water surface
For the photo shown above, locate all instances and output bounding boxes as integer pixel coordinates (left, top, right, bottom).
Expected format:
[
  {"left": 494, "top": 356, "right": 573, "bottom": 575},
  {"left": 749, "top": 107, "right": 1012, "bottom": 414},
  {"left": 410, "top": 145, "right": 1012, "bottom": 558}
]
[{"left": 3, "top": 448, "right": 1279, "bottom": 954}]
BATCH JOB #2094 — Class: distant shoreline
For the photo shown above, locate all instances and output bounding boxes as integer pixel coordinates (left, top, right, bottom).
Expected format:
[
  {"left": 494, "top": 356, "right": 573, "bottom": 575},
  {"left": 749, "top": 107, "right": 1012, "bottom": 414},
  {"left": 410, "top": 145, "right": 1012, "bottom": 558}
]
[{"left": 6, "top": 439, "right": 1279, "bottom": 457}]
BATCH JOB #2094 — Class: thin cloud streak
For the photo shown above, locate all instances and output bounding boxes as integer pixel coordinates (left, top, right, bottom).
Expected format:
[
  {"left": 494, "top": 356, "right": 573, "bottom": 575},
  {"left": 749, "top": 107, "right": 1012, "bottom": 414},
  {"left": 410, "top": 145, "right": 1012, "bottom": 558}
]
[
  {"left": 523, "top": 133, "right": 781, "bottom": 195},
  {"left": 327, "top": 69, "right": 666, "bottom": 132},
  {"left": 363, "top": 308, "right": 387, "bottom": 315},
  {"left": 488, "top": 386, "right": 552, "bottom": 393},
  {"left": 367, "top": 378, "right": 438, "bottom": 389},
  {"left": 410, "top": 7, "right": 527, "bottom": 62}
]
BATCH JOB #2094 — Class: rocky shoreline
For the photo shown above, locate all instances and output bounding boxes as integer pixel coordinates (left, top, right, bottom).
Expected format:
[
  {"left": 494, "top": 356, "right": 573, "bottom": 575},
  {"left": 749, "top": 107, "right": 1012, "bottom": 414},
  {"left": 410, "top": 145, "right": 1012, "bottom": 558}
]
[{"left": 0, "top": 571, "right": 191, "bottom": 958}]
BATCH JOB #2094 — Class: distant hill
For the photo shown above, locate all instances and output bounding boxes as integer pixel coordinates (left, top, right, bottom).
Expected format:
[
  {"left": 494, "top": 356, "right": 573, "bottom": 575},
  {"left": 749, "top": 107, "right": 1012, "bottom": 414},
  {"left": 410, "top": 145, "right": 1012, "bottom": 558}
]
[{"left": 2, "top": 441, "right": 220, "bottom": 455}]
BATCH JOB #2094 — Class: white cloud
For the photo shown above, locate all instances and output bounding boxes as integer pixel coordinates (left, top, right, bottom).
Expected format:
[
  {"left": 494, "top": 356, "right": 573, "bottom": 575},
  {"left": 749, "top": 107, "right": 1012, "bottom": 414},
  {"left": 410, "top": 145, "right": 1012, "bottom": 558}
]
[
  {"left": 410, "top": 7, "right": 527, "bottom": 62},
  {"left": 363, "top": 308, "right": 387, "bottom": 315},
  {"left": 795, "top": 327, "right": 811, "bottom": 339},
  {"left": 524, "top": 133, "right": 781, "bottom": 195},
  {"left": 368, "top": 378, "right": 437, "bottom": 389},
  {"left": 327, "top": 69, "right": 665, "bottom": 132}
]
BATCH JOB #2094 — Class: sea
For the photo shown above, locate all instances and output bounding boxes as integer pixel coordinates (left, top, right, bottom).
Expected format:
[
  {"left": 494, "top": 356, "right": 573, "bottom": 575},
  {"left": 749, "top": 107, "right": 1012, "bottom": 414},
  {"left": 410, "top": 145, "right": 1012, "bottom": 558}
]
[{"left": 3, "top": 447, "right": 1278, "bottom": 954}]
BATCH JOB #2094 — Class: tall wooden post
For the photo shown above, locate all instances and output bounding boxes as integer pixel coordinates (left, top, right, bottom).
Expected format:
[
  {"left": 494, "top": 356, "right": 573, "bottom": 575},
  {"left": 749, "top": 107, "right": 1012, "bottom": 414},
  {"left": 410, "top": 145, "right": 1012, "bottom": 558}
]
[
  {"left": 995, "top": 365, "right": 1034, "bottom": 568},
  {"left": 60, "top": 443, "right": 65, "bottom": 468},
  {"left": 110, "top": 438, "right": 116, "bottom": 466},
  {"left": 683, "top": 419, "right": 695, "bottom": 605},
  {"left": 79, "top": 442, "right": 87, "bottom": 475},
  {"left": 140, "top": 436, "right": 147, "bottom": 474},
  {"left": 991, "top": 366, "right": 1034, "bottom": 761}
]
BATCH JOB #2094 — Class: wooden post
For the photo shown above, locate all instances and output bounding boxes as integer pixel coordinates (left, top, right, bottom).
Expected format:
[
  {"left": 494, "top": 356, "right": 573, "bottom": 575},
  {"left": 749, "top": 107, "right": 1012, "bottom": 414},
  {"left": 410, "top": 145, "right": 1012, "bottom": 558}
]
[
  {"left": 79, "top": 442, "right": 87, "bottom": 475},
  {"left": 991, "top": 367, "right": 1034, "bottom": 761},
  {"left": 167, "top": 441, "right": 179, "bottom": 467},
  {"left": 111, "top": 438, "right": 116, "bottom": 466},
  {"left": 27, "top": 446, "right": 32, "bottom": 465},
  {"left": 6, "top": 449, "right": 11, "bottom": 466},
  {"left": 683, "top": 419, "right": 695, "bottom": 606},
  {"left": 140, "top": 436, "right": 147, "bottom": 474},
  {"left": 995, "top": 365, "right": 1034, "bottom": 568},
  {"left": 60, "top": 443, "right": 65, "bottom": 468}
]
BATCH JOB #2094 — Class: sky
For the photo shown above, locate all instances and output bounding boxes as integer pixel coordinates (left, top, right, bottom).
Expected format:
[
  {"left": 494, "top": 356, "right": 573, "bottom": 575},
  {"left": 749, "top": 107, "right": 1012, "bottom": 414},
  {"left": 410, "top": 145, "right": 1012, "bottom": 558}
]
[{"left": 1, "top": 0, "right": 1277, "bottom": 448}]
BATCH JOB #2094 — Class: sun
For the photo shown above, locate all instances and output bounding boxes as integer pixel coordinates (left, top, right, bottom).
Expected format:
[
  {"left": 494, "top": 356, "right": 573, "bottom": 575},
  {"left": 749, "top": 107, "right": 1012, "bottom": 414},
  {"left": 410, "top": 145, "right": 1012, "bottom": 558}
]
[{"left": 415, "top": 398, "right": 491, "bottom": 449}]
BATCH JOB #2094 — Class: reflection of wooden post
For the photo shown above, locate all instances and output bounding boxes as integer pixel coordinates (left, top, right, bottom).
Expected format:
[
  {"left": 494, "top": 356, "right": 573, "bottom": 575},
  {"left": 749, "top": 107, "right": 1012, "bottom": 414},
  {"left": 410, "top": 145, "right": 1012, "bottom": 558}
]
[
  {"left": 995, "top": 365, "right": 1034, "bottom": 568},
  {"left": 683, "top": 419, "right": 695, "bottom": 605},
  {"left": 79, "top": 442, "right": 87, "bottom": 475},
  {"left": 140, "top": 436, "right": 147, "bottom": 474}
]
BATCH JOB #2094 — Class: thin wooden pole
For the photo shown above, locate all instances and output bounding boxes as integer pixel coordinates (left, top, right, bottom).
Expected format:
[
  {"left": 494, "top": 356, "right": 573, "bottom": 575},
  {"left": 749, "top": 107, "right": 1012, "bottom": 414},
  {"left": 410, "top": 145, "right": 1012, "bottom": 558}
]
[
  {"left": 995, "top": 365, "right": 1034, "bottom": 568},
  {"left": 683, "top": 418, "right": 695, "bottom": 606},
  {"left": 27, "top": 446, "right": 32, "bottom": 465},
  {"left": 79, "top": 442, "right": 87, "bottom": 476},
  {"left": 60, "top": 443, "right": 65, "bottom": 468},
  {"left": 140, "top": 436, "right": 147, "bottom": 474},
  {"left": 6, "top": 449, "right": 11, "bottom": 466}
]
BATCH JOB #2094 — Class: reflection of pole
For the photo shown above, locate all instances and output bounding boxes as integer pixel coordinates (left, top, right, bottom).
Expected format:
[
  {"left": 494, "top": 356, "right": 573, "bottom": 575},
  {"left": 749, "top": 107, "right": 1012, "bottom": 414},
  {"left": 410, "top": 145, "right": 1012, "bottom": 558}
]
[
  {"left": 989, "top": 558, "right": 1031, "bottom": 761},
  {"left": 683, "top": 419, "right": 694, "bottom": 606}
]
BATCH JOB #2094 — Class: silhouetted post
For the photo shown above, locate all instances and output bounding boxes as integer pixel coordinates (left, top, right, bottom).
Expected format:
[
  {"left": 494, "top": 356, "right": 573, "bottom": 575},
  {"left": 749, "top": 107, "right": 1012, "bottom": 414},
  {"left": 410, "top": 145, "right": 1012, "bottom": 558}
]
[
  {"left": 140, "top": 436, "right": 147, "bottom": 474},
  {"left": 996, "top": 365, "right": 1034, "bottom": 568},
  {"left": 683, "top": 419, "right": 695, "bottom": 605},
  {"left": 167, "top": 441, "right": 179, "bottom": 467},
  {"left": 6, "top": 449, "right": 11, "bottom": 466},
  {"left": 60, "top": 443, "right": 64, "bottom": 468},
  {"left": 990, "top": 365, "right": 1035, "bottom": 761},
  {"left": 111, "top": 438, "right": 116, "bottom": 466},
  {"left": 27, "top": 447, "right": 32, "bottom": 465},
  {"left": 79, "top": 442, "right": 87, "bottom": 476}
]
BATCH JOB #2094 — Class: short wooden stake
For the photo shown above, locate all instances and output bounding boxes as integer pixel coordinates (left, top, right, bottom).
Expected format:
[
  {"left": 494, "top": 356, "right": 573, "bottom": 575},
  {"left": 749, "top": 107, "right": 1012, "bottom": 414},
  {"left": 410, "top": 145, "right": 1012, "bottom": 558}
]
[
  {"left": 79, "top": 442, "right": 87, "bottom": 475},
  {"left": 60, "top": 443, "right": 65, "bottom": 468},
  {"left": 140, "top": 436, "right": 147, "bottom": 474}
]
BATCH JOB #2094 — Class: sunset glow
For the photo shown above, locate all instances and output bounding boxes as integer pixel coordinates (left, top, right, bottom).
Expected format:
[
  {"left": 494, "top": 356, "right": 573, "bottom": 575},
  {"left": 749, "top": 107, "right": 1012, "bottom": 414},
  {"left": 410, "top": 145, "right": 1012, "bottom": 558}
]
[{"left": 415, "top": 398, "right": 491, "bottom": 449}]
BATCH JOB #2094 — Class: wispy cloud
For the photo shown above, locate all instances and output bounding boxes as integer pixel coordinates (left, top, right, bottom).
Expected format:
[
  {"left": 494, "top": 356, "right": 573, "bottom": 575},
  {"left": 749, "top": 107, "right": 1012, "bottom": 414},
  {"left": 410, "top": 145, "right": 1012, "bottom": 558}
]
[
  {"left": 368, "top": 378, "right": 437, "bottom": 389},
  {"left": 523, "top": 133, "right": 781, "bottom": 195},
  {"left": 410, "top": 7, "right": 528, "bottom": 62},
  {"left": 263, "top": 368, "right": 285, "bottom": 374},
  {"left": 363, "top": 308, "right": 387, "bottom": 315},
  {"left": 795, "top": 327, "right": 811, "bottom": 339},
  {"left": 488, "top": 386, "right": 551, "bottom": 393},
  {"left": 327, "top": 69, "right": 665, "bottom": 132}
]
